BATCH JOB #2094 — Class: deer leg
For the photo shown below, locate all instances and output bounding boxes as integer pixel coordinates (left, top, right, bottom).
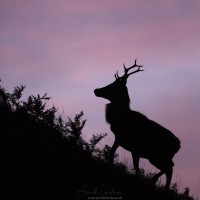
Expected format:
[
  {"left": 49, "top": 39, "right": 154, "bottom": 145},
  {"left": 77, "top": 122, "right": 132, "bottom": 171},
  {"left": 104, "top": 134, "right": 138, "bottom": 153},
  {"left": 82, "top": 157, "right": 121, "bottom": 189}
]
[
  {"left": 131, "top": 153, "right": 140, "bottom": 175},
  {"left": 165, "top": 168, "right": 173, "bottom": 190},
  {"left": 152, "top": 171, "right": 164, "bottom": 184},
  {"left": 151, "top": 159, "right": 173, "bottom": 189},
  {"left": 108, "top": 140, "right": 119, "bottom": 164}
]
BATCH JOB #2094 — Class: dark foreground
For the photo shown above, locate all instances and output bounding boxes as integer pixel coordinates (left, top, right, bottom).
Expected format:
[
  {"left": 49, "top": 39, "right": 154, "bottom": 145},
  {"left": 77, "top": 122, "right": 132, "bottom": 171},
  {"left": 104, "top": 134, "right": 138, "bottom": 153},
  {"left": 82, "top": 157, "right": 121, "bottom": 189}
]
[{"left": 0, "top": 84, "right": 194, "bottom": 200}]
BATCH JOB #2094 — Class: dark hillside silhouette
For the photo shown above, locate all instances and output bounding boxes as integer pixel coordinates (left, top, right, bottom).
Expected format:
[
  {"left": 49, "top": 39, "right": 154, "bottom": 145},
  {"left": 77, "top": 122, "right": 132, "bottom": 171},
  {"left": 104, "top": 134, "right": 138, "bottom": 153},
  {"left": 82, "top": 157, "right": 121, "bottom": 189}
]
[
  {"left": 0, "top": 81, "right": 193, "bottom": 200},
  {"left": 94, "top": 60, "right": 181, "bottom": 190}
]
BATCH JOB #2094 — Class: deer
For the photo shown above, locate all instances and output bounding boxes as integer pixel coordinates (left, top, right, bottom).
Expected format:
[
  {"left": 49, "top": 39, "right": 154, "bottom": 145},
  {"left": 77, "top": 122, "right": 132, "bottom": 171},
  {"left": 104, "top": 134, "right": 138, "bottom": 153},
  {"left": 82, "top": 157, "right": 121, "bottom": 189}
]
[{"left": 94, "top": 60, "right": 181, "bottom": 190}]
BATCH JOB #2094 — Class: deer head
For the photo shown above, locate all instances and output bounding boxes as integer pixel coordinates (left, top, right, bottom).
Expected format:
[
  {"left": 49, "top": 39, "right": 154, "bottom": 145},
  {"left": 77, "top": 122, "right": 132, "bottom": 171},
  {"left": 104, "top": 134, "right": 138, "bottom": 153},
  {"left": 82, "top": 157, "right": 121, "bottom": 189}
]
[{"left": 94, "top": 59, "right": 144, "bottom": 104}]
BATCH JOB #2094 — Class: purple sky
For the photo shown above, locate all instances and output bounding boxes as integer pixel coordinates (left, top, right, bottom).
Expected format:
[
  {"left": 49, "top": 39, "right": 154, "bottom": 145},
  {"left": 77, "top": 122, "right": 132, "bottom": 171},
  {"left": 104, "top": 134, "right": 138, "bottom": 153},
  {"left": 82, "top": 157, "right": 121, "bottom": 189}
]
[{"left": 1, "top": 0, "right": 200, "bottom": 197}]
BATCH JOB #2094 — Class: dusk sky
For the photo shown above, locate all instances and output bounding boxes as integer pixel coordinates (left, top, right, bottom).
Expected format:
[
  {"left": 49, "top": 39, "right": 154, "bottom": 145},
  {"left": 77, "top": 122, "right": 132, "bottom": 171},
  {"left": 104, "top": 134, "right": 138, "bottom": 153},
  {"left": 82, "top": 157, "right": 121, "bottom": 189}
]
[{"left": 1, "top": 0, "right": 200, "bottom": 197}]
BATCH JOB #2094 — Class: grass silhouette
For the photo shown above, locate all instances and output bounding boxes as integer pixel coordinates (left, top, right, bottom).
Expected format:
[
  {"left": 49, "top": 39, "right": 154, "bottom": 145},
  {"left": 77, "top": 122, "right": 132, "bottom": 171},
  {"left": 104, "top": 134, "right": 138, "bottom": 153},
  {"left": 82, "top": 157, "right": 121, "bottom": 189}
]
[{"left": 0, "top": 83, "right": 195, "bottom": 200}]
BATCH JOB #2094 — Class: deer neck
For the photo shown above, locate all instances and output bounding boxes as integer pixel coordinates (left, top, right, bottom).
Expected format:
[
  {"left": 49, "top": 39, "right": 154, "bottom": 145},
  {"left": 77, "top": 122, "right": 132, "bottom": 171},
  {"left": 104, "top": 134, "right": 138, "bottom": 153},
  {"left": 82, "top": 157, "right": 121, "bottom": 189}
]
[{"left": 105, "top": 100, "right": 130, "bottom": 124}]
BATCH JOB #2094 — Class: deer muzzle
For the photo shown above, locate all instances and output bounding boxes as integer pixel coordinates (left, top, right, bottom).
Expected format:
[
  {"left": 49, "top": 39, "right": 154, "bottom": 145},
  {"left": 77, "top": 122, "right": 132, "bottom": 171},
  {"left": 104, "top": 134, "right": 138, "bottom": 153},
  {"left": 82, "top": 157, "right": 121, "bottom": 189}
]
[
  {"left": 94, "top": 89, "right": 101, "bottom": 97},
  {"left": 94, "top": 87, "right": 111, "bottom": 100}
]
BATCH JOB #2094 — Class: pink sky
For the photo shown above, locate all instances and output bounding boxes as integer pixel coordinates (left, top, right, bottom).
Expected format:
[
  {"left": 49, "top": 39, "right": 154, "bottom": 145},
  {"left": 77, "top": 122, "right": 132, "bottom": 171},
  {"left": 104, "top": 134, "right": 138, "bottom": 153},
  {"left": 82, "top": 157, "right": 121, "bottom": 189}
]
[{"left": 1, "top": 0, "right": 200, "bottom": 197}]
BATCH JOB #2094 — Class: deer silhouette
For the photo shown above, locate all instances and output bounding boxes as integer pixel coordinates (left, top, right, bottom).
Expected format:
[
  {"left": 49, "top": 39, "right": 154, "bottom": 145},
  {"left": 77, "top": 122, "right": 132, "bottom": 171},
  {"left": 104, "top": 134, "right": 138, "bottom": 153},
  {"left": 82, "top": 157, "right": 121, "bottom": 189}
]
[{"left": 94, "top": 60, "right": 180, "bottom": 189}]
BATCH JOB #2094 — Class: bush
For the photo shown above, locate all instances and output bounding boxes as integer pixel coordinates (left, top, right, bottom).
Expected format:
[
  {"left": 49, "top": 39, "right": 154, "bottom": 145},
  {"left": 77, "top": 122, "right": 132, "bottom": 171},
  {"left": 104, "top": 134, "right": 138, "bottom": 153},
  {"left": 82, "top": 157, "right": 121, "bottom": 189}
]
[{"left": 0, "top": 82, "right": 196, "bottom": 200}]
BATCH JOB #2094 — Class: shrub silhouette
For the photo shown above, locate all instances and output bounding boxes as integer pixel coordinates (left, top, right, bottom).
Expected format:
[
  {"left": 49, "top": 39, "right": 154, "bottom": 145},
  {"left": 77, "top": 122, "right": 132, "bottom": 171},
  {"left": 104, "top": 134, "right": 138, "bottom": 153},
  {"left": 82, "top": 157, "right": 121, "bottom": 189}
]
[{"left": 0, "top": 82, "right": 195, "bottom": 200}]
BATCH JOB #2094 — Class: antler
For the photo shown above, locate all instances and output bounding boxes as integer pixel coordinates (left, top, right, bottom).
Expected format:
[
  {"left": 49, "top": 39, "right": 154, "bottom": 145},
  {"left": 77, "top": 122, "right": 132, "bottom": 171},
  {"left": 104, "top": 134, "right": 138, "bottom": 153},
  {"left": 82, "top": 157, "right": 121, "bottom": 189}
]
[
  {"left": 115, "top": 59, "right": 144, "bottom": 80},
  {"left": 123, "top": 59, "right": 144, "bottom": 77}
]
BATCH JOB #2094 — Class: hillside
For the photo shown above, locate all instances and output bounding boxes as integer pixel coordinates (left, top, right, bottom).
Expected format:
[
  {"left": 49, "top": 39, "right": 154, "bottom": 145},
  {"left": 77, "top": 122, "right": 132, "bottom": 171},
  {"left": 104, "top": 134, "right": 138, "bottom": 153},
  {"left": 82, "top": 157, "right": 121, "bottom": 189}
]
[{"left": 0, "top": 84, "right": 195, "bottom": 200}]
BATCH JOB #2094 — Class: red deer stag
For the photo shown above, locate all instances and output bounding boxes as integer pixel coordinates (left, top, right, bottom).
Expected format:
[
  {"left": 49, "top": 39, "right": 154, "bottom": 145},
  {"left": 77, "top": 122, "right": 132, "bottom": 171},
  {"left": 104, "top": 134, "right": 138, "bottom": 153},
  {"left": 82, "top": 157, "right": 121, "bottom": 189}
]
[{"left": 94, "top": 60, "right": 180, "bottom": 189}]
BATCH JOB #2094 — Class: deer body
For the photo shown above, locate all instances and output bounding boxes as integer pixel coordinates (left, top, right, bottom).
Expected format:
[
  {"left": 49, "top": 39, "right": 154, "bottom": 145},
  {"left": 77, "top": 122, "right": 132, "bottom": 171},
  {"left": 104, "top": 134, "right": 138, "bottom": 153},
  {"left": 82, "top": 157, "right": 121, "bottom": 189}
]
[
  {"left": 94, "top": 60, "right": 180, "bottom": 189},
  {"left": 106, "top": 103, "right": 179, "bottom": 161}
]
